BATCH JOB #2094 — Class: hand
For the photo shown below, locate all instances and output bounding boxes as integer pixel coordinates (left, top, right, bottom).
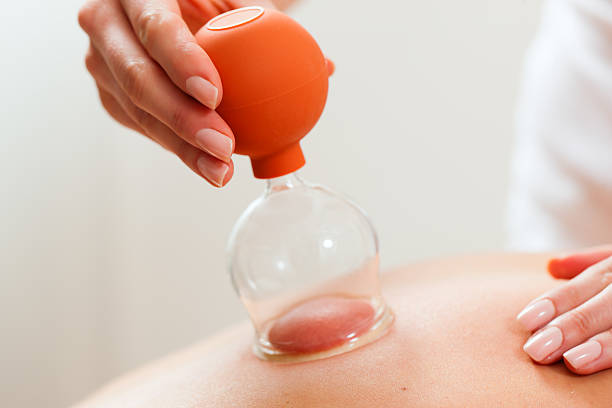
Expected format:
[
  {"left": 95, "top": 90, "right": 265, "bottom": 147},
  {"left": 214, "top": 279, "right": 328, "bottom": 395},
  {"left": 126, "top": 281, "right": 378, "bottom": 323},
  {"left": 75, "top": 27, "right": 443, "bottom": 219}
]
[
  {"left": 78, "top": 0, "right": 281, "bottom": 187},
  {"left": 517, "top": 245, "right": 612, "bottom": 375}
]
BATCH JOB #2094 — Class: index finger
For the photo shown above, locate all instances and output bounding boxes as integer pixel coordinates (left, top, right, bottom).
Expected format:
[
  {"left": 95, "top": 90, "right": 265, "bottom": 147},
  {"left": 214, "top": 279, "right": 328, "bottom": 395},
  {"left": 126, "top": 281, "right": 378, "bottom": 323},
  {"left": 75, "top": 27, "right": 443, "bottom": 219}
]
[
  {"left": 517, "top": 256, "right": 612, "bottom": 332},
  {"left": 120, "top": 0, "right": 223, "bottom": 110}
]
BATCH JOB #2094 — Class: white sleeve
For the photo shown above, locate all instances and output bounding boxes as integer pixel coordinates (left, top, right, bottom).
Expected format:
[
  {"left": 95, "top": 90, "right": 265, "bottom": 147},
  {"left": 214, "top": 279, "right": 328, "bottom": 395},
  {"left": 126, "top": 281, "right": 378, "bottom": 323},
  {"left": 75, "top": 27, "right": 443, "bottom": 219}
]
[{"left": 507, "top": 0, "right": 612, "bottom": 250}]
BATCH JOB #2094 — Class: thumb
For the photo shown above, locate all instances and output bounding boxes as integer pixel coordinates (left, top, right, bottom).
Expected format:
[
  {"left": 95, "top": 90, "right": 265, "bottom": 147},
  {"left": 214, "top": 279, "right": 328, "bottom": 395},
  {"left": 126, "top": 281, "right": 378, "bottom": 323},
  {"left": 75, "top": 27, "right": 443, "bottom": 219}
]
[{"left": 548, "top": 245, "right": 612, "bottom": 279}]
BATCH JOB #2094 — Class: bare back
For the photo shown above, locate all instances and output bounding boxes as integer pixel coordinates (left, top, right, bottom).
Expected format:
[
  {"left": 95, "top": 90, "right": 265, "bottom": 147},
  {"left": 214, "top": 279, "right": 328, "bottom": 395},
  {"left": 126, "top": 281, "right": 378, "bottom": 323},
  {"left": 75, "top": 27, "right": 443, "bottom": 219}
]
[{"left": 74, "top": 254, "right": 612, "bottom": 407}]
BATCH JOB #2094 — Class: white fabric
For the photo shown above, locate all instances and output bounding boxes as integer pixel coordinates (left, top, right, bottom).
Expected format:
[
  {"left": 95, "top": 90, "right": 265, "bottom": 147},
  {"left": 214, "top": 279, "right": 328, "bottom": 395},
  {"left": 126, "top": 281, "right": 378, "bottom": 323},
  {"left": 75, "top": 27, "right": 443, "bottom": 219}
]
[{"left": 507, "top": 0, "right": 612, "bottom": 250}]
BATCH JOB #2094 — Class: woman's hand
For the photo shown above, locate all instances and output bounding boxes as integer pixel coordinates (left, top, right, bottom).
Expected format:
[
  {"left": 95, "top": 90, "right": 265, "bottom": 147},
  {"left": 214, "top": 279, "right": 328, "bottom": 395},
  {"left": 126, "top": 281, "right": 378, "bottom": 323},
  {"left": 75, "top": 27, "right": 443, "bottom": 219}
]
[
  {"left": 517, "top": 245, "right": 612, "bottom": 375},
  {"left": 78, "top": 0, "right": 282, "bottom": 187}
]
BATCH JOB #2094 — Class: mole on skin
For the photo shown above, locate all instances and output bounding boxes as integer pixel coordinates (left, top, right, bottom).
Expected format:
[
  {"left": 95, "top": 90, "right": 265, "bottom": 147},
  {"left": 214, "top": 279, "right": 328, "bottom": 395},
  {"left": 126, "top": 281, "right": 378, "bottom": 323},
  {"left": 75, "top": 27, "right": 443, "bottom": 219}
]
[{"left": 267, "top": 296, "right": 375, "bottom": 353}]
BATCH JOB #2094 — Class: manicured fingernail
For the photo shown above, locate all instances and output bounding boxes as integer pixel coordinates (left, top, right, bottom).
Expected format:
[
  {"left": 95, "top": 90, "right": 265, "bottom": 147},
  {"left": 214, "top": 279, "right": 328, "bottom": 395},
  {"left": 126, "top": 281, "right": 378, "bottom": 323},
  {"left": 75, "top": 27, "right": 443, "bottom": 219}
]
[
  {"left": 523, "top": 326, "right": 563, "bottom": 362},
  {"left": 195, "top": 129, "right": 233, "bottom": 162},
  {"left": 517, "top": 299, "right": 556, "bottom": 331},
  {"left": 186, "top": 76, "right": 219, "bottom": 110},
  {"left": 564, "top": 341, "right": 602, "bottom": 369},
  {"left": 197, "top": 155, "right": 228, "bottom": 187}
]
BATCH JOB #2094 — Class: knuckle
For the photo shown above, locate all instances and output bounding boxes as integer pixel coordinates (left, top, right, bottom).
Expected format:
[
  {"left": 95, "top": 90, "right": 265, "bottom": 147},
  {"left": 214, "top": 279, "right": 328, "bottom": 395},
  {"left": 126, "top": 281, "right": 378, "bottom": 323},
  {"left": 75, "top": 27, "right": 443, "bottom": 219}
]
[
  {"left": 77, "top": 4, "right": 93, "bottom": 31},
  {"left": 119, "top": 58, "right": 148, "bottom": 105},
  {"left": 169, "top": 106, "right": 189, "bottom": 134},
  {"left": 559, "top": 283, "right": 583, "bottom": 307},
  {"left": 565, "top": 309, "right": 595, "bottom": 338},
  {"left": 136, "top": 8, "right": 180, "bottom": 47},
  {"left": 78, "top": 0, "right": 100, "bottom": 33},
  {"left": 595, "top": 257, "right": 612, "bottom": 286},
  {"left": 84, "top": 49, "right": 97, "bottom": 75}
]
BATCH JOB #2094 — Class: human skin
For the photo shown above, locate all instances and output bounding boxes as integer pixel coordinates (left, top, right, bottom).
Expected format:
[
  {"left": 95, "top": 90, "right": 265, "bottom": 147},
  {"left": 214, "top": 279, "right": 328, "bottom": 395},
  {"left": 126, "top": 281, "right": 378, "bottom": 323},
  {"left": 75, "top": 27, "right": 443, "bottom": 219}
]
[
  {"left": 72, "top": 254, "right": 612, "bottom": 408},
  {"left": 517, "top": 246, "right": 612, "bottom": 375},
  {"left": 78, "top": 0, "right": 293, "bottom": 187}
]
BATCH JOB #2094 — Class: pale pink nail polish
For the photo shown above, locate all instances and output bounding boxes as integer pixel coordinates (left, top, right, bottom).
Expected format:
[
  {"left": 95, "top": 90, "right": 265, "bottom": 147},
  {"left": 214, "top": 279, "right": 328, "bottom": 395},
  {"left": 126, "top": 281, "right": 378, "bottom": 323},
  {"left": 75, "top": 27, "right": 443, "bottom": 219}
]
[
  {"left": 197, "top": 155, "right": 229, "bottom": 187},
  {"left": 523, "top": 326, "right": 563, "bottom": 362},
  {"left": 517, "top": 299, "right": 556, "bottom": 331},
  {"left": 186, "top": 76, "right": 219, "bottom": 110},
  {"left": 564, "top": 341, "right": 602, "bottom": 369},
  {"left": 195, "top": 129, "right": 233, "bottom": 162}
]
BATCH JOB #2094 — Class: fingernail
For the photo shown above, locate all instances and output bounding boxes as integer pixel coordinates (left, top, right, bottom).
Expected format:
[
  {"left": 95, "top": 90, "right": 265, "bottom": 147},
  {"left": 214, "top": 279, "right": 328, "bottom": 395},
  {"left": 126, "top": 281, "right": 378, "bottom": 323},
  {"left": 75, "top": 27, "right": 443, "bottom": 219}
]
[
  {"left": 195, "top": 129, "right": 233, "bottom": 162},
  {"left": 197, "top": 155, "right": 229, "bottom": 187},
  {"left": 564, "top": 341, "right": 602, "bottom": 369},
  {"left": 523, "top": 326, "right": 563, "bottom": 362},
  {"left": 517, "top": 299, "right": 556, "bottom": 331},
  {"left": 186, "top": 76, "right": 219, "bottom": 110}
]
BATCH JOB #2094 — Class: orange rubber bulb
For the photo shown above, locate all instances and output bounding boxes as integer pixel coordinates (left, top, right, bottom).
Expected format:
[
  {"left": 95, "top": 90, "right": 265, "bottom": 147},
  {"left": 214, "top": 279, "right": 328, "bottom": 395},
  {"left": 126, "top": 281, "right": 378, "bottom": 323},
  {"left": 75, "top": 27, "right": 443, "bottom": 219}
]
[{"left": 195, "top": 7, "right": 329, "bottom": 179}]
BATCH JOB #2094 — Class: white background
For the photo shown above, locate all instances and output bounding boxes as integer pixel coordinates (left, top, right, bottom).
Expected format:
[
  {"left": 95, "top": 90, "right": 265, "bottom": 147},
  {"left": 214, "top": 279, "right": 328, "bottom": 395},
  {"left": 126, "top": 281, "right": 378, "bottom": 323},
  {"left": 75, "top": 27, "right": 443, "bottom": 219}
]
[{"left": 0, "top": 1, "right": 542, "bottom": 406}]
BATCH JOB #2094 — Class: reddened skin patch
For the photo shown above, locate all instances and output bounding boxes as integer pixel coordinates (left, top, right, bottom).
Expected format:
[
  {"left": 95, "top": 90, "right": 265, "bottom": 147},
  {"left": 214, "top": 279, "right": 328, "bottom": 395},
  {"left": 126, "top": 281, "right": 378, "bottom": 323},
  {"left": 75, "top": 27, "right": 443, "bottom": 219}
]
[{"left": 268, "top": 296, "right": 375, "bottom": 353}]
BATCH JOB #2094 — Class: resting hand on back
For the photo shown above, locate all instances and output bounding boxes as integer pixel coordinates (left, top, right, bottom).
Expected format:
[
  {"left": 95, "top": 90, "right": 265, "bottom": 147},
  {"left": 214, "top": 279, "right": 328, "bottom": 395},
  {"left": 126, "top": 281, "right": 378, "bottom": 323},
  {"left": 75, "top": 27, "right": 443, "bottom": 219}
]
[{"left": 518, "top": 246, "right": 612, "bottom": 375}]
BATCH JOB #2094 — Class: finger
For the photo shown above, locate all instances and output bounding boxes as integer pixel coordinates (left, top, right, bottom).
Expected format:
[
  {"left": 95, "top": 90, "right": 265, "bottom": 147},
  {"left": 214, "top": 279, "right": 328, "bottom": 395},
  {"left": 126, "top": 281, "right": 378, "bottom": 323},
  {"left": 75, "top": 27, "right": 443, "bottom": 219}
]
[
  {"left": 81, "top": 2, "right": 235, "bottom": 163},
  {"left": 85, "top": 44, "right": 233, "bottom": 187},
  {"left": 146, "top": 115, "right": 234, "bottom": 187},
  {"left": 97, "top": 84, "right": 143, "bottom": 133},
  {"left": 522, "top": 283, "right": 612, "bottom": 364},
  {"left": 564, "top": 329, "right": 612, "bottom": 375},
  {"left": 196, "top": 152, "right": 235, "bottom": 187},
  {"left": 86, "top": 44, "right": 144, "bottom": 133},
  {"left": 120, "top": 0, "right": 222, "bottom": 109},
  {"left": 548, "top": 245, "right": 612, "bottom": 279},
  {"left": 517, "top": 256, "right": 612, "bottom": 331},
  {"left": 325, "top": 58, "right": 335, "bottom": 76},
  {"left": 86, "top": 44, "right": 152, "bottom": 137},
  {"left": 112, "top": 97, "right": 235, "bottom": 187}
]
